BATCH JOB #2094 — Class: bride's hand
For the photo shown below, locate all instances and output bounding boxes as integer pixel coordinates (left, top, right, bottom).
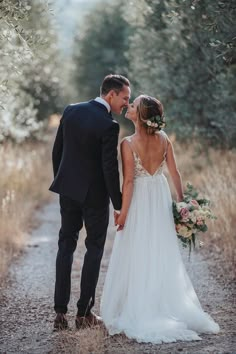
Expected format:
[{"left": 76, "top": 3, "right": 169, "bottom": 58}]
[
  {"left": 116, "top": 213, "right": 126, "bottom": 231},
  {"left": 177, "top": 195, "right": 184, "bottom": 202}
]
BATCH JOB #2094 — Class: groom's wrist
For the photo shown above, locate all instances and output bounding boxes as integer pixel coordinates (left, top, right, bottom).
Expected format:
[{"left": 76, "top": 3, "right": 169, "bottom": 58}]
[{"left": 114, "top": 210, "right": 121, "bottom": 214}]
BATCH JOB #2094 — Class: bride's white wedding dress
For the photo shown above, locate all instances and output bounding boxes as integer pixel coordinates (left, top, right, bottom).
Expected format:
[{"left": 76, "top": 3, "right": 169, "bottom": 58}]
[{"left": 100, "top": 133, "right": 219, "bottom": 344}]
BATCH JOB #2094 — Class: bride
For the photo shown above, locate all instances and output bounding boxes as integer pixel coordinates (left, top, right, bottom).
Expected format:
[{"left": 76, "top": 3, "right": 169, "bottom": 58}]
[{"left": 100, "top": 95, "right": 219, "bottom": 344}]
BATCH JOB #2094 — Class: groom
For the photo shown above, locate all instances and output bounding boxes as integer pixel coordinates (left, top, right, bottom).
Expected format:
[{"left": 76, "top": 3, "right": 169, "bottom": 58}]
[{"left": 49, "top": 74, "right": 131, "bottom": 330}]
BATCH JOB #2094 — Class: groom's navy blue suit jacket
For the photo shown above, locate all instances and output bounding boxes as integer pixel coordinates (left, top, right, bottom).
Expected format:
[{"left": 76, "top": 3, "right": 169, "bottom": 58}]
[{"left": 49, "top": 100, "right": 122, "bottom": 210}]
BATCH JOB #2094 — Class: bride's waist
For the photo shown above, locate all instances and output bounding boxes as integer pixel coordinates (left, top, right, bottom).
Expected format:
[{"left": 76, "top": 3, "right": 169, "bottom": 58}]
[{"left": 134, "top": 173, "right": 164, "bottom": 180}]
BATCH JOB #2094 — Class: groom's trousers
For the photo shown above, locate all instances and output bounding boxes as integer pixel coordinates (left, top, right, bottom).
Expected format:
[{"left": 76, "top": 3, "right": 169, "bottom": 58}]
[{"left": 54, "top": 195, "right": 109, "bottom": 316}]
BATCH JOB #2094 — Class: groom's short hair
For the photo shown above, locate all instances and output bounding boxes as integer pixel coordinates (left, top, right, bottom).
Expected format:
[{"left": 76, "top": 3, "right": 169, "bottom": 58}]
[{"left": 101, "top": 74, "right": 130, "bottom": 95}]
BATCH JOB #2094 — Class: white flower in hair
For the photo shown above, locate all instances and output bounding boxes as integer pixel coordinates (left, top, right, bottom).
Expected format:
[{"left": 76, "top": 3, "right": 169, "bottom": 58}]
[{"left": 147, "top": 120, "right": 152, "bottom": 126}]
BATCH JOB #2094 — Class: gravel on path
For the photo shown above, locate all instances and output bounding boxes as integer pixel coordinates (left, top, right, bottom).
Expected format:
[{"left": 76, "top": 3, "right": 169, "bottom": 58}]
[{"left": 0, "top": 199, "right": 235, "bottom": 354}]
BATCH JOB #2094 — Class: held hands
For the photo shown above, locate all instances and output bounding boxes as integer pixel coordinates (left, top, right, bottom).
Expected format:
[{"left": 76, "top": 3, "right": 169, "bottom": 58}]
[{"left": 114, "top": 211, "right": 126, "bottom": 231}]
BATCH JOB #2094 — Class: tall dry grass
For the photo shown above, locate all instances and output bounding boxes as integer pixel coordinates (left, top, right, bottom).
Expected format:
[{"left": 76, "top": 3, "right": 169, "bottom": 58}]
[
  {"left": 0, "top": 139, "right": 53, "bottom": 277},
  {"left": 173, "top": 139, "right": 236, "bottom": 280},
  {"left": 53, "top": 326, "right": 135, "bottom": 354}
]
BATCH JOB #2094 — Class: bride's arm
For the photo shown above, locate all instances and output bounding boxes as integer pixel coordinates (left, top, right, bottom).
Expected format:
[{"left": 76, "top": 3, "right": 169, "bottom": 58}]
[
  {"left": 166, "top": 139, "right": 184, "bottom": 202},
  {"left": 116, "top": 140, "right": 135, "bottom": 230}
]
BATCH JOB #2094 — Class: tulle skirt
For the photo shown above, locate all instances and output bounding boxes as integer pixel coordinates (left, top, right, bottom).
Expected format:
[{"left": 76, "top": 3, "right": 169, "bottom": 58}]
[{"left": 100, "top": 174, "right": 219, "bottom": 344}]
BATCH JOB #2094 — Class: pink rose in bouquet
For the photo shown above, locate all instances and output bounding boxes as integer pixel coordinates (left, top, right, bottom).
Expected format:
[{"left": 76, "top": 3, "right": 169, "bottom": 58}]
[
  {"left": 190, "top": 199, "right": 200, "bottom": 209},
  {"left": 196, "top": 217, "right": 204, "bottom": 226},
  {"left": 180, "top": 207, "right": 190, "bottom": 222}
]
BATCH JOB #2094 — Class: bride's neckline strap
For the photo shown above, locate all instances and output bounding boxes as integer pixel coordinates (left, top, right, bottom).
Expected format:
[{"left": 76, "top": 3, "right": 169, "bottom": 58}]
[{"left": 124, "top": 132, "right": 168, "bottom": 159}]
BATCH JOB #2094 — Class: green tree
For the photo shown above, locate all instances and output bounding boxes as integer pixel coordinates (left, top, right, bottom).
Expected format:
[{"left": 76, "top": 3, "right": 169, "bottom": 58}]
[
  {"left": 0, "top": 0, "right": 65, "bottom": 142},
  {"left": 126, "top": 0, "right": 236, "bottom": 147},
  {"left": 72, "top": 0, "right": 132, "bottom": 100}
]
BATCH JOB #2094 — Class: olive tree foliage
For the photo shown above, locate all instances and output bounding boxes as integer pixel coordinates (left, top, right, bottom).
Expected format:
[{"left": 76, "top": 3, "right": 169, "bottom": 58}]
[
  {"left": 72, "top": 0, "right": 132, "bottom": 101},
  {"left": 0, "top": 0, "right": 63, "bottom": 143},
  {"left": 125, "top": 0, "right": 236, "bottom": 148}
]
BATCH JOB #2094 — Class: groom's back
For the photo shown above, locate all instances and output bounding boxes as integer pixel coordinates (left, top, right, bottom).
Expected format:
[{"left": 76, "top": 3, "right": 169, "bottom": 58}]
[
  {"left": 63, "top": 102, "right": 111, "bottom": 156},
  {"left": 49, "top": 100, "right": 118, "bottom": 208}
]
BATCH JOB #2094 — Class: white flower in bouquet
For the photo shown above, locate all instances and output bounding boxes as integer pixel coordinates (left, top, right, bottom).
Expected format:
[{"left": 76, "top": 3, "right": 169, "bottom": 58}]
[
  {"left": 202, "top": 205, "right": 210, "bottom": 211},
  {"left": 189, "top": 209, "right": 199, "bottom": 223},
  {"left": 189, "top": 199, "right": 200, "bottom": 209}
]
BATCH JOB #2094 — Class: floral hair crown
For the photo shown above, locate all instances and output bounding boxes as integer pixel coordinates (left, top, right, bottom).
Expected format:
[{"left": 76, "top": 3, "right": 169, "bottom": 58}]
[{"left": 143, "top": 115, "right": 166, "bottom": 130}]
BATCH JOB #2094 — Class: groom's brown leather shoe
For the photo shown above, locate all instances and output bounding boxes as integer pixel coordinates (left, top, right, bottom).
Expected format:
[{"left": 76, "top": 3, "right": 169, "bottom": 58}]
[
  {"left": 75, "top": 312, "right": 102, "bottom": 329},
  {"left": 54, "top": 313, "right": 68, "bottom": 330}
]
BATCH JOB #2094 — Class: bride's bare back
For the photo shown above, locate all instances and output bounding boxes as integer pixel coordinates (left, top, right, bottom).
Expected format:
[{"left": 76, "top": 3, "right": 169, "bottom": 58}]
[
  {"left": 128, "top": 131, "right": 167, "bottom": 176},
  {"left": 116, "top": 130, "right": 184, "bottom": 230}
]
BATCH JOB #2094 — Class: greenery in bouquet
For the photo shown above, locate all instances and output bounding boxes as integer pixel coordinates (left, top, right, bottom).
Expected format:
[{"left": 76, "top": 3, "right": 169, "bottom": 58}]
[{"left": 173, "top": 183, "right": 216, "bottom": 253}]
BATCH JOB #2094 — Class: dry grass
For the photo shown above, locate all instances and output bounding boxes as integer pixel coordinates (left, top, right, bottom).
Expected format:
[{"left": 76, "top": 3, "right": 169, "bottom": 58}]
[
  {"left": 57, "top": 327, "right": 110, "bottom": 354},
  {"left": 172, "top": 139, "right": 236, "bottom": 280},
  {"left": 0, "top": 138, "right": 53, "bottom": 277},
  {"left": 53, "top": 326, "right": 138, "bottom": 354}
]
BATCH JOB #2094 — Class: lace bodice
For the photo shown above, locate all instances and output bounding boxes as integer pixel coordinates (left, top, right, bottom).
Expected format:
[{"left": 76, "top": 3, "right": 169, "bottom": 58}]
[{"left": 124, "top": 133, "right": 167, "bottom": 178}]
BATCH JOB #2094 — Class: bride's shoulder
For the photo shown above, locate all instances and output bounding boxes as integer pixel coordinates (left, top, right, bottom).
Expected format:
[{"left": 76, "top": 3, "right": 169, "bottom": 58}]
[
  {"left": 158, "top": 129, "right": 168, "bottom": 138},
  {"left": 120, "top": 135, "right": 136, "bottom": 156},
  {"left": 120, "top": 135, "right": 134, "bottom": 144},
  {"left": 158, "top": 130, "right": 171, "bottom": 143}
]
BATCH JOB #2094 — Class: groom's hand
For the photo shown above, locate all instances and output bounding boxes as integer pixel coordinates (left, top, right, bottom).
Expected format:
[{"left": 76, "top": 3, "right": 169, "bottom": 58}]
[
  {"left": 116, "top": 213, "right": 126, "bottom": 231},
  {"left": 114, "top": 210, "right": 120, "bottom": 225}
]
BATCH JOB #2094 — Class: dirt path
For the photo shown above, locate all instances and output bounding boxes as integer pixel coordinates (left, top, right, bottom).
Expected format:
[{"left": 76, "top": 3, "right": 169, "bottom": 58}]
[{"left": 0, "top": 199, "right": 235, "bottom": 354}]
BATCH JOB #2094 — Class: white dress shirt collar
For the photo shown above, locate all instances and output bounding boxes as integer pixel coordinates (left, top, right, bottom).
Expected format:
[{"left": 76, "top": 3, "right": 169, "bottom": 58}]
[{"left": 94, "top": 97, "right": 111, "bottom": 113}]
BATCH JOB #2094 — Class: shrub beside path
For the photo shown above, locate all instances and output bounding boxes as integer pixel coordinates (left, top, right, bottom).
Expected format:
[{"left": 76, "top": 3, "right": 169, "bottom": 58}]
[{"left": 0, "top": 200, "right": 235, "bottom": 353}]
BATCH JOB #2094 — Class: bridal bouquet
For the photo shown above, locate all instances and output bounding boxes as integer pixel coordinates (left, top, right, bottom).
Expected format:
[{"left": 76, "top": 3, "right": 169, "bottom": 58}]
[{"left": 173, "top": 183, "right": 216, "bottom": 253}]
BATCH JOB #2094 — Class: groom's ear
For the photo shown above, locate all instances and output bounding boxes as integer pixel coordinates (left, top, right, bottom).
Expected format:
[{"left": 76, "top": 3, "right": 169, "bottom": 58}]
[
  {"left": 105, "top": 90, "right": 114, "bottom": 100},
  {"left": 109, "top": 90, "right": 119, "bottom": 98},
  {"left": 109, "top": 90, "right": 115, "bottom": 98}
]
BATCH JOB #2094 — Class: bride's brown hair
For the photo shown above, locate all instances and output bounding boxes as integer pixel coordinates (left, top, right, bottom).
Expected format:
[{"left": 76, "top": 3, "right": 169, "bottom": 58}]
[{"left": 137, "top": 95, "right": 165, "bottom": 135}]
